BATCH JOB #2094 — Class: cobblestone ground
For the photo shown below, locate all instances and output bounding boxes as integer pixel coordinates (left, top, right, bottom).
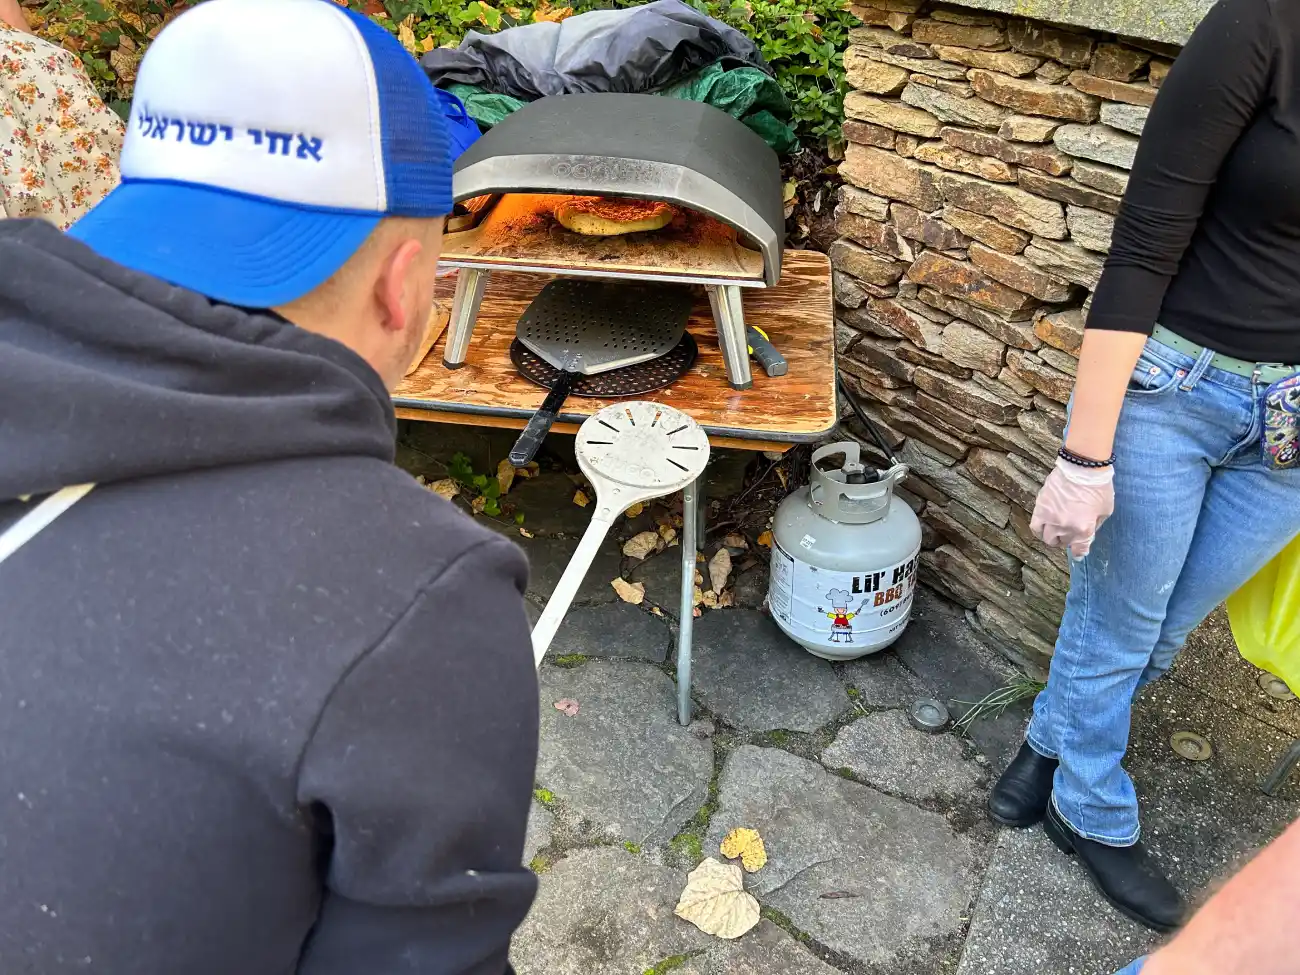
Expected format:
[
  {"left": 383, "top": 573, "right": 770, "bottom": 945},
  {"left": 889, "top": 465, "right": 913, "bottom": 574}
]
[{"left": 398, "top": 428, "right": 1300, "bottom": 975}]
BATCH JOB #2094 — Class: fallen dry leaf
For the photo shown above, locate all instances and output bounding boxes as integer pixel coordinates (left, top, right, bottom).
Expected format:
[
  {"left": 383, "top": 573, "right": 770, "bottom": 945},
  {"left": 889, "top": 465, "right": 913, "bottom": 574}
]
[
  {"left": 708, "top": 548, "right": 733, "bottom": 594},
  {"left": 757, "top": 531, "right": 774, "bottom": 548},
  {"left": 625, "top": 502, "right": 645, "bottom": 519},
  {"left": 723, "top": 533, "right": 749, "bottom": 551},
  {"left": 611, "top": 578, "right": 645, "bottom": 605},
  {"left": 720, "top": 828, "right": 768, "bottom": 873},
  {"left": 519, "top": 528, "right": 535, "bottom": 539},
  {"left": 622, "top": 531, "right": 661, "bottom": 561},
  {"left": 658, "top": 525, "right": 678, "bottom": 545},
  {"left": 674, "top": 857, "right": 760, "bottom": 940},
  {"left": 470, "top": 495, "right": 488, "bottom": 515},
  {"left": 428, "top": 478, "right": 460, "bottom": 502},
  {"left": 517, "top": 462, "right": 541, "bottom": 479},
  {"left": 701, "top": 590, "right": 720, "bottom": 609},
  {"left": 651, "top": 606, "right": 665, "bottom": 617},
  {"left": 553, "top": 699, "right": 580, "bottom": 717},
  {"left": 397, "top": 21, "right": 417, "bottom": 52},
  {"left": 421, "top": 34, "right": 435, "bottom": 51},
  {"left": 496, "top": 459, "right": 516, "bottom": 496},
  {"left": 694, "top": 571, "right": 704, "bottom": 586},
  {"left": 532, "top": 0, "right": 574, "bottom": 22},
  {"left": 718, "top": 591, "right": 735, "bottom": 608},
  {"left": 109, "top": 47, "right": 142, "bottom": 88},
  {"left": 573, "top": 490, "right": 590, "bottom": 508},
  {"left": 693, "top": 607, "right": 703, "bottom": 618}
]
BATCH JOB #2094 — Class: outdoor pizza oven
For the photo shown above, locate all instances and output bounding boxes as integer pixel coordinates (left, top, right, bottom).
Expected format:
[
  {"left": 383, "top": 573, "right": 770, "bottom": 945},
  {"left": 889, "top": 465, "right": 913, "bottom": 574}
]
[{"left": 439, "top": 92, "right": 786, "bottom": 389}]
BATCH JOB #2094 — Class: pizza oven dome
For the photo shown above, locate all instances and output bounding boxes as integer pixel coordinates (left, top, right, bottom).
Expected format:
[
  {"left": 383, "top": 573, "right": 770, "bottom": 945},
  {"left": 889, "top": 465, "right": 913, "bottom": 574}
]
[{"left": 451, "top": 93, "right": 786, "bottom": 286}]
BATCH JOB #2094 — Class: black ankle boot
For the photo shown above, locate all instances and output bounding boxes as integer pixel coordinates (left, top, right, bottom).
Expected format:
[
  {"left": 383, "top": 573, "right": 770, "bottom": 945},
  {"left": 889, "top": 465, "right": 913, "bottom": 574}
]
[
  {"left": 988, "top": 742, "right": 1058, "bottom": 827},
  {"left": 1044, "top": 800, "right": 1186, "bottom": 933}
]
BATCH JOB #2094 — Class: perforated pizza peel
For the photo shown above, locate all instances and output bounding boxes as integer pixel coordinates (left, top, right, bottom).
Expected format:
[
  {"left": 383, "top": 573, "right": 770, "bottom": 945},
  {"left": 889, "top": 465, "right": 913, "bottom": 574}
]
[
  {"left": 508, "top": 279, "right": 693, "bottom": 466},
  {"left": 531, "top": 401, "right": 710, "bottom": 666}
]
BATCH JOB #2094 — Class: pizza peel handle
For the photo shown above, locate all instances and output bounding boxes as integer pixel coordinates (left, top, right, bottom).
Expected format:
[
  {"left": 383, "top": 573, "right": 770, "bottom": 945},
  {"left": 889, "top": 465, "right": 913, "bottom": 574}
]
[
  {"left": 532, "top": 402, "right": 710, "bottom": 666},
  {"left": 509, "top": 371, "right": 577, "bottom": 467},
  {"left": 509, "top": 279, "right": 695, "bottom": 466}
]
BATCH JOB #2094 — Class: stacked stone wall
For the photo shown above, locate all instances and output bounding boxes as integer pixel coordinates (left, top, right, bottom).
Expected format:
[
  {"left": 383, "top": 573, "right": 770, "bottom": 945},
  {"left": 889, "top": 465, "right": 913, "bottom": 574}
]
[{"left": 832, "top": 0, "right": 1180, "bottom": 671}]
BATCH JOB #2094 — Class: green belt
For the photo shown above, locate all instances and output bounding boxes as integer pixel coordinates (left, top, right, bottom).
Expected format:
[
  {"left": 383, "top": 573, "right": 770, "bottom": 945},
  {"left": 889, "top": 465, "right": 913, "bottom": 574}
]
[{"left": 1151, "top": 324, "right": 1299, "bottom": 384}]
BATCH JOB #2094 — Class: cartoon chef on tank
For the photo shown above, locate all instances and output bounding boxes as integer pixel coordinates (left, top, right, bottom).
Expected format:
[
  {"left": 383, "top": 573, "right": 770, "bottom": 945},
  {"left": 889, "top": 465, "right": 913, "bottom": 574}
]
[{"left": 821, "top": 588, "right": 865, "bottom": 644}]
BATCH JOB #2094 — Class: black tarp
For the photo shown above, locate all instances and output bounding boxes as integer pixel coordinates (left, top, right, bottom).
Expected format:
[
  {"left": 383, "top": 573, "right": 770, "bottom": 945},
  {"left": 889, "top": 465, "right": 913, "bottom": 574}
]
[{"left": 420, "top": 0, "right": 771, "bottom": 99}]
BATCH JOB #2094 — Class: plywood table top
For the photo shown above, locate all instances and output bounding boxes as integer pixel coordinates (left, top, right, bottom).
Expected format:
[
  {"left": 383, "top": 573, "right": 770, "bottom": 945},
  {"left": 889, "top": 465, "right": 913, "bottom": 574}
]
[{"left": 394, "top": 249, "right": 836, "bottom": 453}]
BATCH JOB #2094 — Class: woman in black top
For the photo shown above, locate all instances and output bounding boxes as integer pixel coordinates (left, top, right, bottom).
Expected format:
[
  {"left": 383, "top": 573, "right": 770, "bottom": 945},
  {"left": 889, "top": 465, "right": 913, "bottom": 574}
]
[{"left": 988, "top": 0, "right": 1300, "bottom": 933}]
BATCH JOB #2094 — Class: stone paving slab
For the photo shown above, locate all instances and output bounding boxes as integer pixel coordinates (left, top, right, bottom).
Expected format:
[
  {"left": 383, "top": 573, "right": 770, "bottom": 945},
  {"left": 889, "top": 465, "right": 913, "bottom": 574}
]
[
  {"left": 1168, "top": 607, "right": 1300, "bottom": 739},
  {"left": 544, "top": 601, "right": 672, "bottom": 662},
  {"left": 890, "top": 589, "right": 1031, "bottom": 768},
  {"left": 680, "top": 920, "right": 842, "bottom": 975},
  {"left": 690, "top": 611, "right": 850, "bottom": 732},
  {"left": 628, "top": 549, "right": 689, "bottom": 617},
  {"left": 509, "top": 474, "right": 597, "bottom": 537},
  {"left": 840, "top": 652, "right": 932, "bottom": 709},
  {"left": 524, "top": 800, "right": 555, "bottom": 865},
  {"left": 536, "top": 661, "right": 713, "bottom": 846},
  {"left": 520, "top": 534, "right": 623, "bottom": 604},
  {"left": 730, "top": 565, "right": 770, "bottom": 610},
  {"left": 955, "top": 828, "right": 1157, "bottom": 975},
  {"left": 1128, "top": 678, "right": 1300, "bottom": 892},
  {"left": 705, "top": 746, "right": 988, "bottom": 970},
  {"left": 822, "top": 711, "right": 988, "bottom": 804},
  {"left": 511, "top": 847, "right": 711, "bottom": 975}
]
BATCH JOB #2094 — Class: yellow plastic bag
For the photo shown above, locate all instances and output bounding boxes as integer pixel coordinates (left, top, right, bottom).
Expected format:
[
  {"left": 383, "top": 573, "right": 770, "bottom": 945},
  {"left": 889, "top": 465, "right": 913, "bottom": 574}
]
[{"left": 1226, "top": 535, "right": 1300, "bottom": 695}]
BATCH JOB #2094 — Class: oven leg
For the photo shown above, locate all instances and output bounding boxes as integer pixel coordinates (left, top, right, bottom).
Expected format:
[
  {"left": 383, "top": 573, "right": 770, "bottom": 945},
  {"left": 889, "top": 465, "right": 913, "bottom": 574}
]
[
  {"left": 443, "top": 269, "right": 489, "bottom": 369},
  {"left": 676, "top": 474, "right": 705, "bottom": 726},
  {"left": 707, "top": 285, "right": 754, "bottom": 391}
]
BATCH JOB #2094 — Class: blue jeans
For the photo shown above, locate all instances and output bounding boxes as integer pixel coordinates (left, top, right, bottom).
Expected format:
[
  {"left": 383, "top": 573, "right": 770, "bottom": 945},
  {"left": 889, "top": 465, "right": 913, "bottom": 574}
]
[
  {"left": 1027, "top": 336, "right": 1300, "bottom": 845},
  {"left": 1114, "top": 960, "right": 1145, "bottom": 975}
]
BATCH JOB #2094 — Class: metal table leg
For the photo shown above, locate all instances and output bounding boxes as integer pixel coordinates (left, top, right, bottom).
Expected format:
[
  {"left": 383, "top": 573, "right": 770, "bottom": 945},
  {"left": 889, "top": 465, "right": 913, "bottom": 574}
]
[
  {"left": 707, "top": 284, "right": 753, "bottom": 391},
  {"left": 443, "top": 269, "right": 490, "bottom": 368},
  {"left": 1261, "top": 738, "right": 1300, "bottom": 796},
  {"left": 676, "top": 474, "right": 705, "bottom": 725}
]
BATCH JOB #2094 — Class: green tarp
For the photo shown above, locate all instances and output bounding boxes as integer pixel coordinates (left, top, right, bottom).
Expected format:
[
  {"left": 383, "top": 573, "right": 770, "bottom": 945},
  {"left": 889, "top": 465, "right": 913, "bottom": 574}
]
[{"left": 447, "top": 62, "right": 799, "bottom": 156}]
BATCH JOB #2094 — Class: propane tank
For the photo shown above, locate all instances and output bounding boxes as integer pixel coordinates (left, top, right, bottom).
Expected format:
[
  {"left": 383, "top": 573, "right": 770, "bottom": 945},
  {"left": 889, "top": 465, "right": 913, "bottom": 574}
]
[{"left": 768, "top": 442, "right": 922, "bottom": 661}]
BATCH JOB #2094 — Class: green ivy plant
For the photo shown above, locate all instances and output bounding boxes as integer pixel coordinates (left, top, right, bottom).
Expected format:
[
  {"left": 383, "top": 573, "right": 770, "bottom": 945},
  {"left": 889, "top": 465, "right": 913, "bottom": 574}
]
[{"left": 31, "top": 0, "right": 852, "bottom": 143}]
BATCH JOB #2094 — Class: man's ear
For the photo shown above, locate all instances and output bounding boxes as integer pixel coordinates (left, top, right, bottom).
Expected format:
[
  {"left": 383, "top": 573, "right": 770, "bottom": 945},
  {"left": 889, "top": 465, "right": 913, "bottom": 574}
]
[{"left": 374, "top": 238, "right": 425, "bottom": 335}]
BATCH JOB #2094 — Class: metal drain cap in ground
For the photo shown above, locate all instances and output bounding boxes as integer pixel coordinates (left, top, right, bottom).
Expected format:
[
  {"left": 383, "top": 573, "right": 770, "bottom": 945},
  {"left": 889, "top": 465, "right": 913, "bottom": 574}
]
[
  {"left": 908, "top": 698, "right": 951, "bottom": 733},
  {"left": 1170, "top": 730, "right": 1213, "bottom": 762},
  {"left": 1257, "top": 672, "right": 1296, "bottom": 701}
]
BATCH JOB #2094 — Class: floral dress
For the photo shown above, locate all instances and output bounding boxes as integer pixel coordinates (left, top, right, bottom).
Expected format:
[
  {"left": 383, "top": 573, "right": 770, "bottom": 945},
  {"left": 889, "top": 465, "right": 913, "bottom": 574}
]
[{"left": 1, "top": 26, "right": 122, "bottom": 229}]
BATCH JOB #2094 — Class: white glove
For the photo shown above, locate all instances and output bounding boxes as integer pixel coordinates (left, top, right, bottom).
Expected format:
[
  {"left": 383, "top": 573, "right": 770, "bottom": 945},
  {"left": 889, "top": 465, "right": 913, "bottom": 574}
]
[{"left": 1030, "top": 457, "right": 1115, "bottom": 560}]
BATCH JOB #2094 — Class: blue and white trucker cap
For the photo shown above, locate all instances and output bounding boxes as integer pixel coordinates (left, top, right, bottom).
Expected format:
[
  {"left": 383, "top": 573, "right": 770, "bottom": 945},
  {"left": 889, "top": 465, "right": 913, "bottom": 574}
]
[{"left": 70, "top": 0, "right": 466, "bottom": 308}]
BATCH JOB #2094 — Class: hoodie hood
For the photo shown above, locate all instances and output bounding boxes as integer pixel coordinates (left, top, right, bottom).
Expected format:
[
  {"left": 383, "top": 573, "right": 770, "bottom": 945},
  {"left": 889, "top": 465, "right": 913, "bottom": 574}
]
[{"left": 0, "top": 220, "right": 397, "bottom": 500}]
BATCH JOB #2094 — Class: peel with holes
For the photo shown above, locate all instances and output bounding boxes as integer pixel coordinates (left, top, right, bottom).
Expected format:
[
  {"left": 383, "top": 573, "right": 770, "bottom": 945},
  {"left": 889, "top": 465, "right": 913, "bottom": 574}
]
[
  {"left": 532, "top": 402, "right": 710, "bottom": 666},
  {"left": 508, "top": 278, "right": 693, "bottom": 467}
]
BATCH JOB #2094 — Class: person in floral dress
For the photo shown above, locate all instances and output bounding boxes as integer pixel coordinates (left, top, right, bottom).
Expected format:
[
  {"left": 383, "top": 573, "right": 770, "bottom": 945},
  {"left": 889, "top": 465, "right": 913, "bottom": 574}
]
[{"left": 1, "top": 0, "right": 123, "bottom": 228}]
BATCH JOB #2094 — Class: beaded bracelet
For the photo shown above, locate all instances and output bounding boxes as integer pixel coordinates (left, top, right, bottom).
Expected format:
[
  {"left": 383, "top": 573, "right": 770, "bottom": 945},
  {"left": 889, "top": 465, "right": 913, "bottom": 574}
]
[{"left": 1059, "top": 446, "right": 1116, "bottom": 469}]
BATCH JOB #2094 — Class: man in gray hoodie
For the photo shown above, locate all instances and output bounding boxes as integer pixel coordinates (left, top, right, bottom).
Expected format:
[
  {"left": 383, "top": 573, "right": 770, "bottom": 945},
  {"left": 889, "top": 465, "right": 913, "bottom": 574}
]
[{"left": 0, "top": 1, "right": 538, "bottom": 973}]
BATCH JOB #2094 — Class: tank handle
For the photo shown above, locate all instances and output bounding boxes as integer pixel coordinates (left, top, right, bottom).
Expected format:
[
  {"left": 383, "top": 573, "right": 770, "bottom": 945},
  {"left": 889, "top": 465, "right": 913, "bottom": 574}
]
[{"left": 808, "top": 442, "right": 910, "bottom": 524}]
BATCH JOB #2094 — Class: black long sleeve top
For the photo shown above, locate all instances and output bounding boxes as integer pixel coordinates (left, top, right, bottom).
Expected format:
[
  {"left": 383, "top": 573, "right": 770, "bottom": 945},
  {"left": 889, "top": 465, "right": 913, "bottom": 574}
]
[{"left": 1088, "top": 0, "right": 1300, "bottom": 363}]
